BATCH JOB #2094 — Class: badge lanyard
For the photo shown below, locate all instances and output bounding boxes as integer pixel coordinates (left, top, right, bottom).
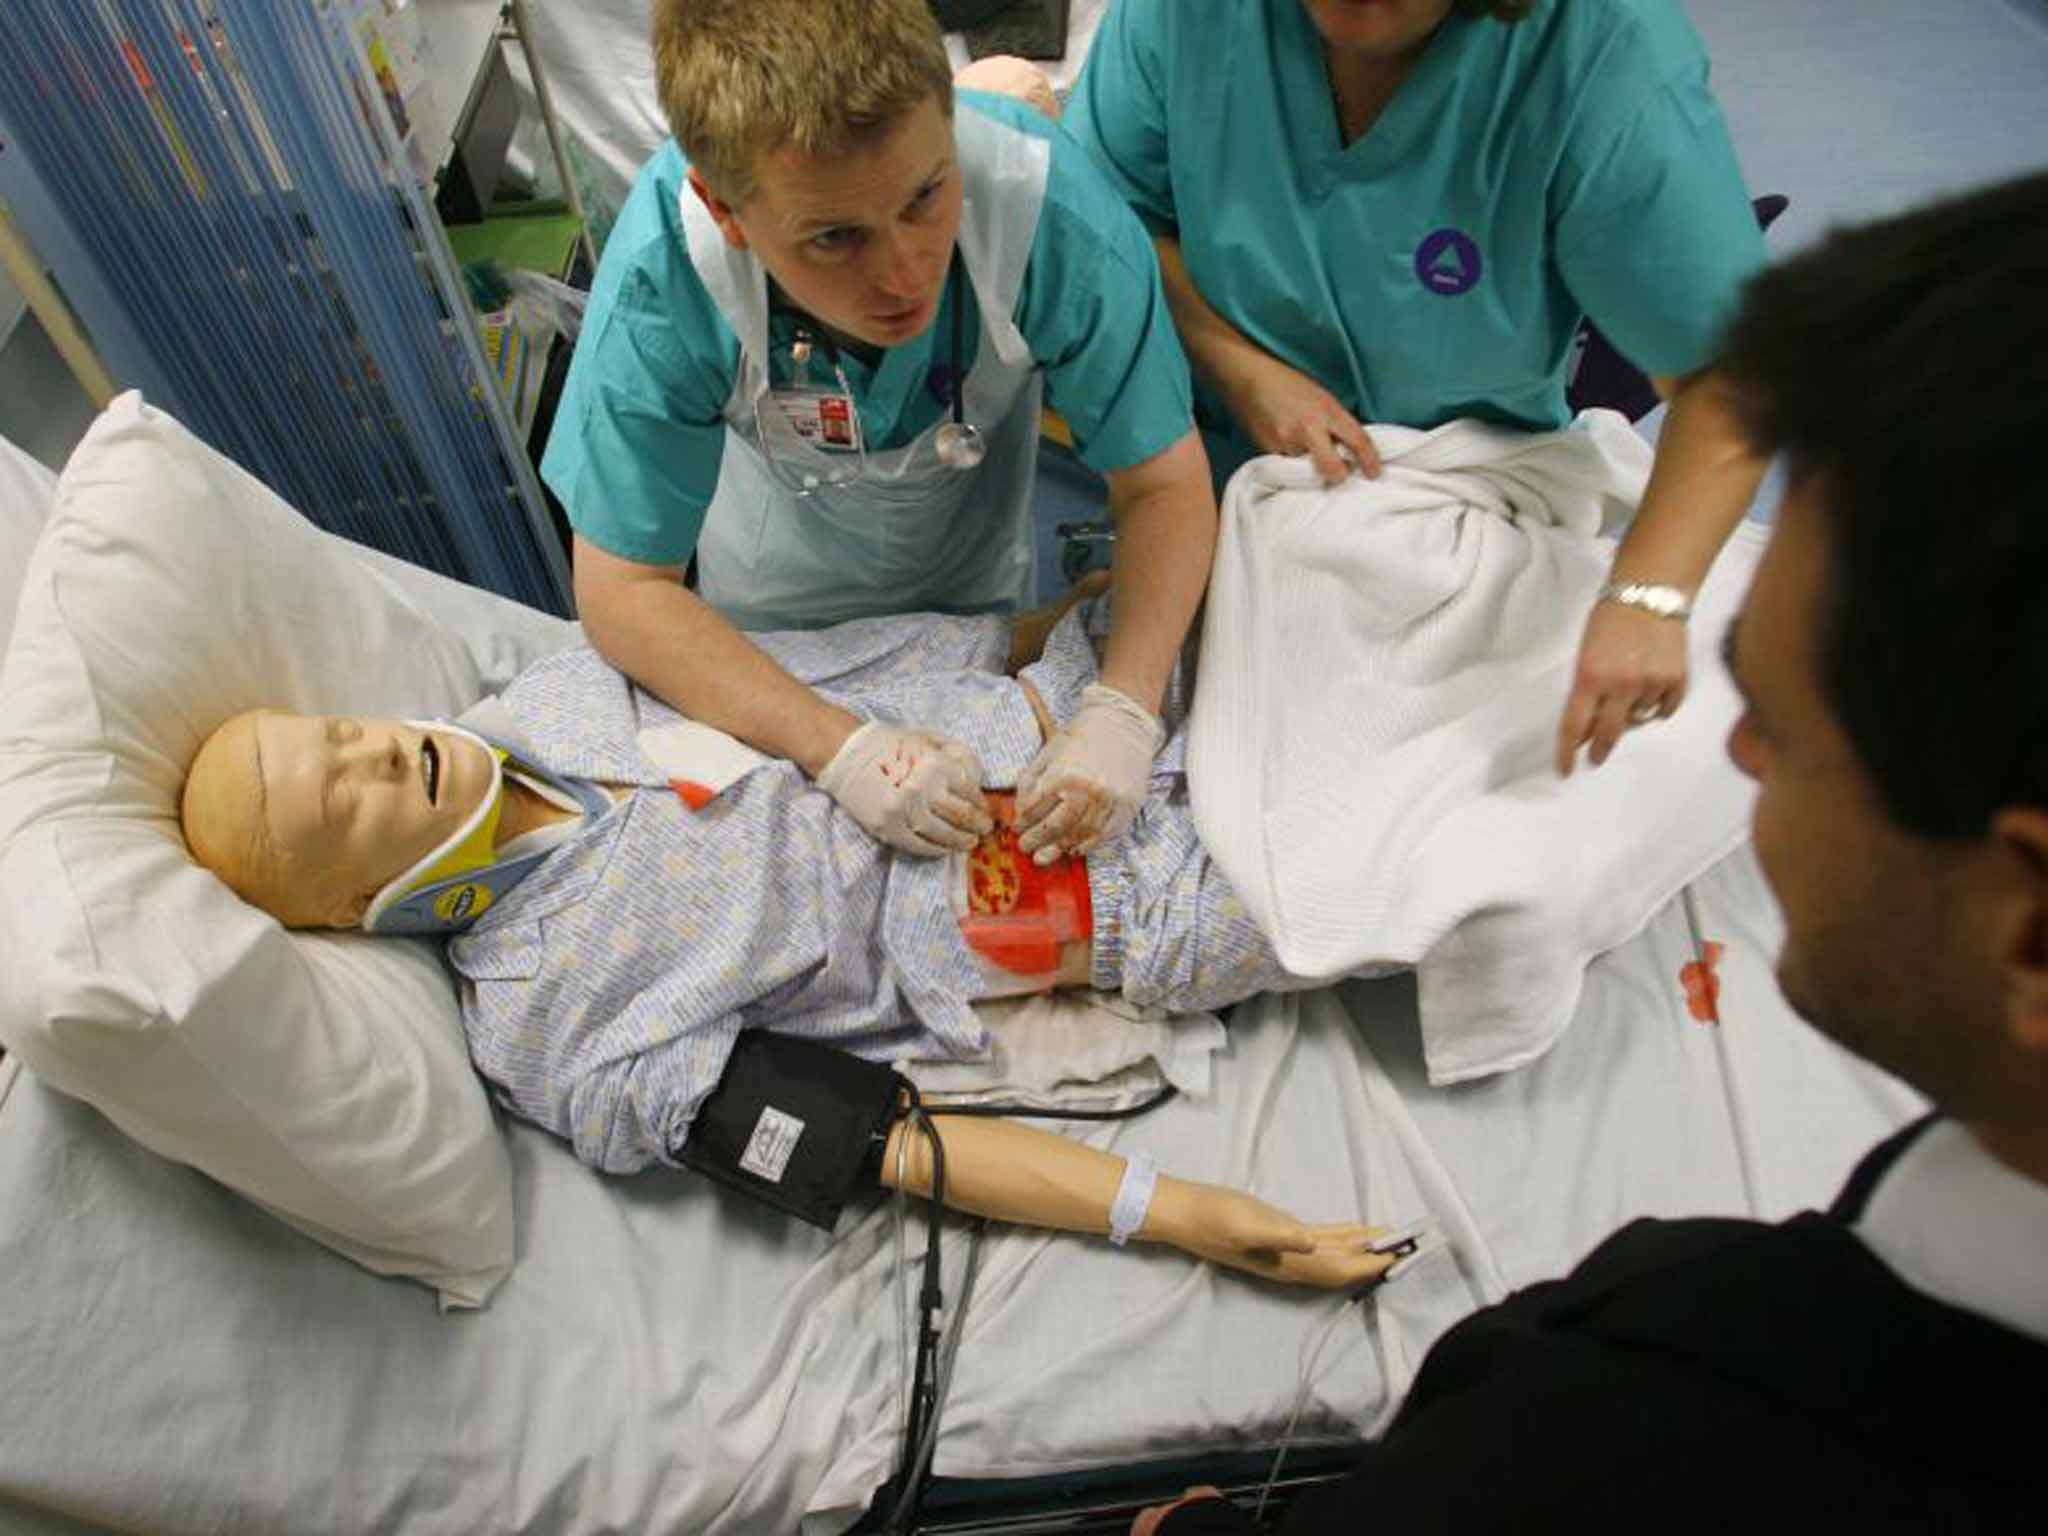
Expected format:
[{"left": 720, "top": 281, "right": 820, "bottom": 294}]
[{"left": 760, "top": 255, "right": 987, "bottom": 497}]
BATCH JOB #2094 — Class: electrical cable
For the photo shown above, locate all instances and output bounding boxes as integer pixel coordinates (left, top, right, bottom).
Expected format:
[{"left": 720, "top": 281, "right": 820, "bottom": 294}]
[
  {"left": 883, "top": 1088, "right": 948, "bottom": 1532},
  {"left": 892, "top": 1113, "right": 916, "bottom": 1471},
  {"left": 1254, "top": 1295, "right": 1362, "bottom": 1523},
  {"left": 884, "top": 1219, "right": 987, "bottom": 1533},
  {"left": 880, "top": 1084, "right": 1181, "bottom": 1531},
  {"left": 912, "top": 1104, "right": 947, "bottom": 1453},
  {"left": 923, "top": 1083, "right": 1179, "bottom": 1122}
]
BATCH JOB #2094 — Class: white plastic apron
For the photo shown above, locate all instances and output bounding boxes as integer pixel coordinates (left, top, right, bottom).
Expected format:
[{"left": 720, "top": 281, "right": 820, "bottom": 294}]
[{"left": 681, "top": 108, "right": 1049, "bottom": 631}]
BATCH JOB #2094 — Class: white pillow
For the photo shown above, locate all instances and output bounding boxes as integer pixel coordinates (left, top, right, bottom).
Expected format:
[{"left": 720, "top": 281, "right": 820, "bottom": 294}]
[
  {"left": 0, "top": 433, "right": 55, "bottom": 655},
  {"left": 0, "top": 394, "right": 580, "bottom": 1307}
]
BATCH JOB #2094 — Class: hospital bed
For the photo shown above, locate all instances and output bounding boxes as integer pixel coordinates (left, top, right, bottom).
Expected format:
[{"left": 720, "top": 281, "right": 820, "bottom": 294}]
[{"left": 0, "top": 416, "right": 1925, "bottom": 1533}]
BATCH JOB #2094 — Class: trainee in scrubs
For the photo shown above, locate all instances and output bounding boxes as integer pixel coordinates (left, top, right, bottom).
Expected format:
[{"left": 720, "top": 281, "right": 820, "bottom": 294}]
[
  {"left": 1068, "top": 0, "right": 1773, "bottom": 773},
  {"left": 544, "top": 0, "right": 1217, "bottom": 863}
]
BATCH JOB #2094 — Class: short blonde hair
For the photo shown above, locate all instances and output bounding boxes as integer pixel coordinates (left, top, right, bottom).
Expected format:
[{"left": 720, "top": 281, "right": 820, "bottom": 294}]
[{"left": 652, "top": 0, "right": 954, "bottom": 207}]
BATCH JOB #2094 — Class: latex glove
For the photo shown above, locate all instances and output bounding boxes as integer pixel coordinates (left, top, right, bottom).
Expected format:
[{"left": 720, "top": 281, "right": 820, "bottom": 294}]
[
  {"left": 1553, "top": 599, "right": 1690, "bottom": 776},
  {"left": 1131, "top": 1488, "right": 1228, "bottom": 1536},
  {"left": 817, "top": 721, "right": 992, "bottom": 856},
  {"left": 1218, "top": 349, "right": 1383, "bottom": 483},
  {"left": 1016, "top": 684, "right": 1164, "bottom": 864}
]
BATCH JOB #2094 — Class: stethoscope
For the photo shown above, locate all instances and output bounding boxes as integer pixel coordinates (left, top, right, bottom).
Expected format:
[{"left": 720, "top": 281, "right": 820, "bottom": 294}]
[{"left": 777, "top": 251, "right": 987, "bottom": 480}]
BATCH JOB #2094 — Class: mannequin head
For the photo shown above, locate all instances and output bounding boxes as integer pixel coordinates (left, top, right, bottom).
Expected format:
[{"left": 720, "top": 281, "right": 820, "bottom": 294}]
[
  {"left": 182, "top": 710, "right": 494, "bottom": 929},
  {"left": 953, "top": 55, "right": 1061, "bottom": 121}
]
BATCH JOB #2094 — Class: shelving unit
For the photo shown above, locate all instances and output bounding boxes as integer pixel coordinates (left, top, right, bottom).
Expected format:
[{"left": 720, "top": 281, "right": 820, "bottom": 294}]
[
  {"left": 0, "top": 0, "right": 589, "bottom": 611},
  {"left": 310, "top": 0, "right": 592, "bottom": 607},
  {"left": 416, "top": 0, "right": 596, "bottom": 271},
  {"left": 397, "top": 1, "right": 594, "bottom": 483}
]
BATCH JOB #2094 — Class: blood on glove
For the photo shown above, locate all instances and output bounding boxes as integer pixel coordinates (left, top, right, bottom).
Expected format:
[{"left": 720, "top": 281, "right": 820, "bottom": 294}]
[{"left": 817, "top": 720, "right": 993, "bottom": 857}]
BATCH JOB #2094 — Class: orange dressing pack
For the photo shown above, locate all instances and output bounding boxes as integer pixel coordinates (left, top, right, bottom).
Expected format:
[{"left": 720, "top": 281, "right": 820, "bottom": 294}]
[{"left": 951, "top": 792, "right": 1093, "bottom": 995}]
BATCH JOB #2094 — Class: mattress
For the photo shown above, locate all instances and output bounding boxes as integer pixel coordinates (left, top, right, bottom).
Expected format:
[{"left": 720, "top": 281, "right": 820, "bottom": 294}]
[{"left": 0, "top": 845, "right": 1920, "bottom": 1534}]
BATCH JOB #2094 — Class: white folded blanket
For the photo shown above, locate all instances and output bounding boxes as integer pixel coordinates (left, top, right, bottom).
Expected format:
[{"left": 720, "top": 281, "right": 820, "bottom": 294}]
[{"left": 1188, "top": 413, "right": 1762, "bottom": 1084}]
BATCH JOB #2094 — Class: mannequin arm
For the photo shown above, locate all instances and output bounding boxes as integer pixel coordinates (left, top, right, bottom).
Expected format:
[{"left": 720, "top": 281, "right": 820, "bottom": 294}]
[{"left": 879, "top": 1114, "right": 1393, "bottom": 1290}]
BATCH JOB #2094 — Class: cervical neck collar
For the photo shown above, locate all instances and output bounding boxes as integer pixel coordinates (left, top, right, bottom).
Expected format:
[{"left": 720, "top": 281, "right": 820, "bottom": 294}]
[{"left": 362, "top": 722, "right": 611, "bottom": 936}]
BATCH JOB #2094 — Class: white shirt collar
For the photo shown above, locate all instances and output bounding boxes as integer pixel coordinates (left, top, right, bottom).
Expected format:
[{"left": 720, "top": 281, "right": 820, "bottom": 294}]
[{"left": 1855, "top": 1119, "right": 2048, "bottom": 1345}]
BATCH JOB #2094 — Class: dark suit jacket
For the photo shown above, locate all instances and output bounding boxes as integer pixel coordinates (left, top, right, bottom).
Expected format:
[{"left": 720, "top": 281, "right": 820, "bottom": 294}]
[{"left": 1166, "top": 1119, "right": 2046, "bottom": 1531}]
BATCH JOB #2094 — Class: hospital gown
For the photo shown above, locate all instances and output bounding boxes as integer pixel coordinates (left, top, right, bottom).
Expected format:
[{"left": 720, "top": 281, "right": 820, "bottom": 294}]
[{"left": 449, "top": 602, "right": 1297, "bottom": 1176}]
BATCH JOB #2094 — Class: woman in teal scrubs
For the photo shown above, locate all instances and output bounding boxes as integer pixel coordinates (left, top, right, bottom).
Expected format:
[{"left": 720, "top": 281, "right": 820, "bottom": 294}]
[{"left": 1069, "top": 0, "right": 1773, "bottom": 774}]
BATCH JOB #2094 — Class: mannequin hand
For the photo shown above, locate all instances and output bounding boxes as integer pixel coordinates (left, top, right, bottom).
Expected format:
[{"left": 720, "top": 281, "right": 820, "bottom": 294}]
[
  {"left": 817, "top": 721, "right": 993, "bottom": 855},
  {"left": 1165, "top": 1182, "right": 1397, "bottom": 1291},
  {"left": 1132, "top": 1488, "right": 1227, "bottom": 1536},
  {"left": 1017, "top": 684, "right": 1164, "bottom": 864},
  {"left": 1220, "top": 349, "right": 1382, "bottom": 483},
  {"left": 1554, "top": 600, "right": 1690, "bottom": 776}
]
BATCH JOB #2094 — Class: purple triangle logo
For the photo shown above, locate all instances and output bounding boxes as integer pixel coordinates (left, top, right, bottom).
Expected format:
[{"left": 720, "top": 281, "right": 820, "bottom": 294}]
[{"left": 1415, "top": 228, "right": 1482, "bottom": 297}]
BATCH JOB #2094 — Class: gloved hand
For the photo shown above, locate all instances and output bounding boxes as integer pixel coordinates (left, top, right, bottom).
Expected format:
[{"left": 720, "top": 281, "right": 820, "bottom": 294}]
[
  {"left": 817, "top": 721, "right": 992, "bottom": 857},
  {"left": 1017, "top": 683, "right": 1164, "bottom": 864}
]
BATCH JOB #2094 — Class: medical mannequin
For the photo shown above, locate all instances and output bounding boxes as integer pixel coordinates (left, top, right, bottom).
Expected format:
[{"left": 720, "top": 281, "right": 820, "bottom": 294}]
[
  {"left": 180, "top": 605, "right": 1392, "bottom": 1292},
  {"left": 951, "top": 55, "right": 1060, "bottom": 122},
  {"left": 548, "top": 0, "right": 1221, "bottom": 872}
]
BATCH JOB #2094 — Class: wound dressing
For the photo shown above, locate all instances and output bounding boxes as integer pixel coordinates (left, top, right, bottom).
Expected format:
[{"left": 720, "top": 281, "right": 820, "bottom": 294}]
[
  {"left": 636, "top": 721, "right": 774, "bottom": 811},
  {"left": 951, "top": 792, "right": 1093, "bottom": 997}
]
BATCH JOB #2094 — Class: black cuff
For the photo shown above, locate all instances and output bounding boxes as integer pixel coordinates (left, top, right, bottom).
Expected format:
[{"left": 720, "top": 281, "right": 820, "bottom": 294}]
[{"left": 679, "top": 1031, "right": 905, "bottom": 1230}]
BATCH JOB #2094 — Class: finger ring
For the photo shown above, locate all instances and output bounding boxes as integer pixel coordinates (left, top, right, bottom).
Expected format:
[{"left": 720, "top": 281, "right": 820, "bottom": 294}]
[{"left": 1629, "top": 702, "right": 1660, "bottom": 725}]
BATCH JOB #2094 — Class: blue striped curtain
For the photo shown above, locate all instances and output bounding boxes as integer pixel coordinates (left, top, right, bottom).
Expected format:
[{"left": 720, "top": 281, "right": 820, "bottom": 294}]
[{"left": 0, "top": 0, "right": 571, "bottom": 614}]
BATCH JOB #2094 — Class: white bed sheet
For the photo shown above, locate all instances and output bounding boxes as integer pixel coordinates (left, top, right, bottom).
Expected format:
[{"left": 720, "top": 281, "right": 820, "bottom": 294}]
[{"left": 0, "top": 841, "right": 1919, "bottom": 1534}]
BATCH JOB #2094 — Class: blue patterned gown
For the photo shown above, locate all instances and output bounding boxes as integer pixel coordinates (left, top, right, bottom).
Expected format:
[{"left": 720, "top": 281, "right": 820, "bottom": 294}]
[{"left": 450, "top": 605, "right": 1295, "bottom": 1175}]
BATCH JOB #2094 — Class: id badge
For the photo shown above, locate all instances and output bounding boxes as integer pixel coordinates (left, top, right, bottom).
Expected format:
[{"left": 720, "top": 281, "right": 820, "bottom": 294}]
[{"left": 769, "top": 388, "right": 863, "bottom": 453}]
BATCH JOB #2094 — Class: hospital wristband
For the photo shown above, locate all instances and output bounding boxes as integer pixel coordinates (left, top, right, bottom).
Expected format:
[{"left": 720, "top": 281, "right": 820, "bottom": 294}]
[{"left": 1107, "top": 1152, "right": 1158, "bottom": 1247}]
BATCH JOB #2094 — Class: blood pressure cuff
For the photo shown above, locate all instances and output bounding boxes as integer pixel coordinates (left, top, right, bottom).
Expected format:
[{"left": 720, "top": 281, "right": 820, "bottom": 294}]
[{"left": 677, "top": 1030, "right": 907, "bottom": 1229}]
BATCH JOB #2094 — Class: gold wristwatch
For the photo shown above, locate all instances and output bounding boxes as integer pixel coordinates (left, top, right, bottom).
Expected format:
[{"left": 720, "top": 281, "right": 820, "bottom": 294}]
[{"left": 1597, "top": 580, "right": 1693, "bottom": 621}]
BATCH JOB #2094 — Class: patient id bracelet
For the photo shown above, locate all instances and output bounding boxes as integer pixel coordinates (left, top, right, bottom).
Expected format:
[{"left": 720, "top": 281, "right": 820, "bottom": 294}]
[
  {"left": 1107, "top": 1152, "right": 1158, "bottom": 1246},
  {"left": 1596, "top": 579, "right": 1693, "bottom": 621}
]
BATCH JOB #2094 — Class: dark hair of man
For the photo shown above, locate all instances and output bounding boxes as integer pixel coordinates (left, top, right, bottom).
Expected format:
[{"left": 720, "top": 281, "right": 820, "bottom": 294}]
[{"left": 1716, "top": 170, "right": 2048, "bottom": 841}]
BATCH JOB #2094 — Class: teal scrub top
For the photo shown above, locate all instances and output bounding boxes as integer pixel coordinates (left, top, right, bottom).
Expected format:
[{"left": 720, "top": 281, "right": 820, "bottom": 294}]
[
  {"left": 542, "top": 94, "right": 1194, "bottom": 568},
  {"left": 1067, "top": 0, "right": 1767, "bottom": 484}
]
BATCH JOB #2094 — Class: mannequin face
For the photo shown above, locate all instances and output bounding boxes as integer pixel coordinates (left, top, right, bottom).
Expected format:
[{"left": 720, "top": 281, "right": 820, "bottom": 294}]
[
  {"left": 691, "top": 94, "right": 963, "bottom": 350},
  {"left": 1302, "top": 0, "right": 1457, "bottom": 57},
  {"left": 182, "top": 710, "right": 494, "bottom": 928}
]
